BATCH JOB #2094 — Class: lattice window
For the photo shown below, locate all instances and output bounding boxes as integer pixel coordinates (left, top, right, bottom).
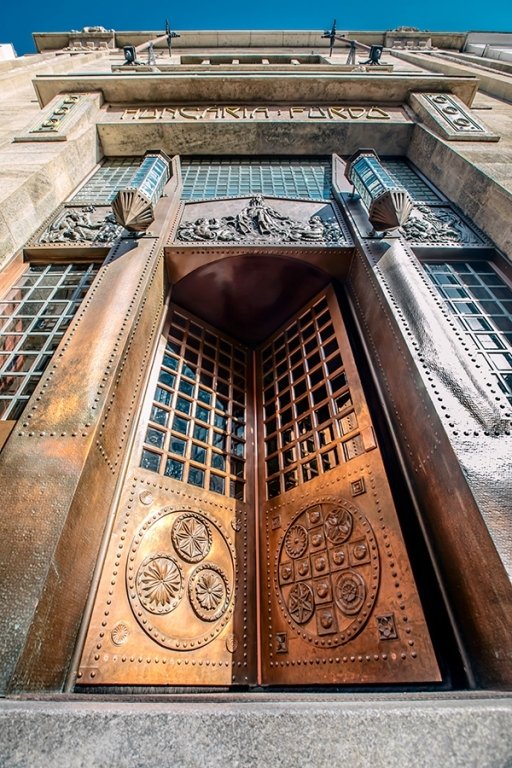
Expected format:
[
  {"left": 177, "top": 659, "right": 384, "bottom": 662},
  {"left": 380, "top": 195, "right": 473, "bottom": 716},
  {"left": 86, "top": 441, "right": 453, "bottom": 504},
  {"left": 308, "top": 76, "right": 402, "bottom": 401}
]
[
  {"left": 261, "top": 294, "right": 362, "bottom": 499},
  {"left": 424, "top": 261, "right": 512, "bottom": 405},
  {"left": 140, "top": 307, "right": 248, "bottom": 500},
  {"left": 180, "top": 158, "right": 332, "bottom": 201},
  {"left": 71, "top": 158, "right": 142, "bottom": 204},
  {"left": 381, "top": 159, "right": 443, "bottom": 204},
  {"left": 0, "top": 264, "right": 100, "bottom": 419}
]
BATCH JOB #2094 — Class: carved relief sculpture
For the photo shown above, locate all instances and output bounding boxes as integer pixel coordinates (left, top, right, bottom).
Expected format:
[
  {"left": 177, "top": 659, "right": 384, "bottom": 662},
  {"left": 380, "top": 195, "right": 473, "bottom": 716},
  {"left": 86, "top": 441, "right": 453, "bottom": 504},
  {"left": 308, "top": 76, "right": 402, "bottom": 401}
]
[
  {"left": 402, "top": 205, "right": 484, "bottom": 245},
  {"left": 40, "top": 206, "right": 126, "bottom": 245},
  {"left": 177, "top": 195, "right": 344, "bottom": 245}
]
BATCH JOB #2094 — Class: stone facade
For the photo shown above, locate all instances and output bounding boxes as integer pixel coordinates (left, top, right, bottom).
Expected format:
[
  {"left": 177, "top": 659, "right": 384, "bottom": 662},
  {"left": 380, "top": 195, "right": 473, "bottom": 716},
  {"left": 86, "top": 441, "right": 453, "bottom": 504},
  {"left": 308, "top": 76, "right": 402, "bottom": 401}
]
[{"left": 0, "top": 26, "right": 511, "bottom": 766}]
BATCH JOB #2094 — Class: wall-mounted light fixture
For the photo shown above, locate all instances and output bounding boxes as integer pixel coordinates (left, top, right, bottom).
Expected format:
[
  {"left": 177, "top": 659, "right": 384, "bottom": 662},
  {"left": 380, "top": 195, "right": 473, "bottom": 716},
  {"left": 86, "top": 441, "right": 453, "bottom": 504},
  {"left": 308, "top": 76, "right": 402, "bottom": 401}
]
[
  {"left": 112, "top": 150, "right": 171, "bottom": 232},
  {"left": 345, "top": 149, "right": 413, "bottom": 231}
]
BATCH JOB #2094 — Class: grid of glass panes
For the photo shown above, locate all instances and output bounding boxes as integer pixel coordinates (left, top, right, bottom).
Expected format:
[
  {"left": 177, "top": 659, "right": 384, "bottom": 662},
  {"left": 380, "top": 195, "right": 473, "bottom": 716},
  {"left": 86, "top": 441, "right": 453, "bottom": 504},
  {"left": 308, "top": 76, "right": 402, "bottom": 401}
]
[
  {"left": 381, "top": 159, "right": 443, "bottom": 204},
  {"left": 261, "top": 294, "right": 363, "bottom": 500},
  {"left": 140, "top": 307, "right": 248, "bottom": 500},
  {"left": 180, "top": 158, "right": 332, "bottom": 201},
  {"left": 0, "top": 264, "right": 100, "bottom": 419},
  {"left": 71, "top": 158, "right": 142, "bottom": 204},
  {"left": 424, "top": 261, "right": 512, "bottom": 405}
]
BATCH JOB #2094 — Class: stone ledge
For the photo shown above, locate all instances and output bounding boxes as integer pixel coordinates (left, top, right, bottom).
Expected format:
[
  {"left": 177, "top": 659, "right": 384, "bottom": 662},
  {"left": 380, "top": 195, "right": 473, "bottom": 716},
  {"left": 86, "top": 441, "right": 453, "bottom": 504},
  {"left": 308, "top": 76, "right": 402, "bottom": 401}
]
[{"left": 0, "top": 694, "right": 511, "bottom": 767}]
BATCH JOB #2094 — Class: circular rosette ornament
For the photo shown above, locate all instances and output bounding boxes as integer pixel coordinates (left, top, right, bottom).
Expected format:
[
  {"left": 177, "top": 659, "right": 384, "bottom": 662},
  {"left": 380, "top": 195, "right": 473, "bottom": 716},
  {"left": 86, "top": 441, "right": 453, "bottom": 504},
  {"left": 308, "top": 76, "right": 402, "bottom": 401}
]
[
  {"left": 287, "top": 582, "right": 314, "bottom": 624},
  {"left": 284, "top": 524, "right": 308, "bottom": 559},
  {"left": 189, "top": 564, "right": 231, "bottom": 622},
  {"left": 334, "top": 570, "right": 366, "bottom": 616},
  {"left": 136, "top": 554, "right": 184, "bottom": 614},
  {"left": 324, "top": 507, "right": 353, "bottom": 544},
  {"left": 172, "top": 513, "right": 212, "bottom": 563},
  {"left": 275, "top": 498, "right": 380, "bottom": 647}
]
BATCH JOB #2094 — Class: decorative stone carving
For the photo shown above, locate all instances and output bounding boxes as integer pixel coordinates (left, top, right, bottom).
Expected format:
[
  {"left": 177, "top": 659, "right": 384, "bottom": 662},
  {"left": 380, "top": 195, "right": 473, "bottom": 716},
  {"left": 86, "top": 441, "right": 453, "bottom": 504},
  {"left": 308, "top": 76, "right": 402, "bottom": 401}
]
[
  {"left": 30, "top": 95, "right": 81, "bottom": 134},
  {"left": 39, "top": 206, "right": 126, "bottom": 245},
  {"left": 177, "top": 195, "right": 345, "bottom": 245},
  {"left": 402, "top": 205, "right": 485, "bottom": 245},
  {"left": 409, "top": 93, "right": 499, "bottom": 142},
  {"left": 425, "top": 94, "right": 487, "bottom": 134}
]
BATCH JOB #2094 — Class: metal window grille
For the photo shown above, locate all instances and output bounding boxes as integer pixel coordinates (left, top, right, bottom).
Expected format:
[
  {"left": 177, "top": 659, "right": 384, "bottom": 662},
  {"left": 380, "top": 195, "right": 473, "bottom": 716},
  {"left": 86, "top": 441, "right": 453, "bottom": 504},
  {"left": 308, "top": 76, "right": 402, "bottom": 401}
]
[
  {"left": 381, "top": 159, "right": 443, "bottom": 204},
  {"left": 261, "top": 293, "right": 360, "bottom": 499},
  {"left": 180, "top": 158, "right": 332, "bottom": 201},
  {"left": 0, "top": 263, "right": 100, "bottom": 419},
  {"left": 71, "top": 158, "right": 142, "bottom": 204},
  {"left": 140, "top": 306, "right": 248, "bottom": 501},
  {"left": 424, "top": 261, "right": 512, "bottom": 405}
]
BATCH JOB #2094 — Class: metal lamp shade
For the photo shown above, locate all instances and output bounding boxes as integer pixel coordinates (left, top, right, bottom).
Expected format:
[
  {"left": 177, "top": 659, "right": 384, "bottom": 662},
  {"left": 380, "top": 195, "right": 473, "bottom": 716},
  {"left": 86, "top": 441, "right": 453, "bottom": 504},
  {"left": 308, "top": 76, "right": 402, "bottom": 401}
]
[
  {"left": 345, "top": 149, "right": 413, "bottom": 231},
  {"left": 112, "top": 151, "right": 171, "bottom": 232}
]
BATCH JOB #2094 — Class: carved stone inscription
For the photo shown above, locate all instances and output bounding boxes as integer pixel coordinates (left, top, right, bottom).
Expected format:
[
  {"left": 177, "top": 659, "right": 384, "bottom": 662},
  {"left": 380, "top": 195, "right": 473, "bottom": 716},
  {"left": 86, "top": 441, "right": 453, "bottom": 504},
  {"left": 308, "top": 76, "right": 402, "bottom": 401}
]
[
  {"left": 177, "top": 195, "right": 346, "bottom": 245},
  {"left": 276, "top": 499, "right": 380, "bottom": 647},
  {"left": 116, "top": 105, "right": 405, "bottom": 122}
]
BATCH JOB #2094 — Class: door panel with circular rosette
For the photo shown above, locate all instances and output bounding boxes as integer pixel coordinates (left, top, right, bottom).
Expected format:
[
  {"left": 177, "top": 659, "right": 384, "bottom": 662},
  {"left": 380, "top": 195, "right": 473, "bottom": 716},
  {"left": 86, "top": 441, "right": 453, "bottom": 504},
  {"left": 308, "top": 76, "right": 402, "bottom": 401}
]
[
  {"left": 77, "top": 306, "right": 257, "bottom": 686},
  {"left": 77, "top": 288, "right": 440, "bottom": 687},
  {"left": 258, "top": 286, "right": 440, "bottom": 685}
]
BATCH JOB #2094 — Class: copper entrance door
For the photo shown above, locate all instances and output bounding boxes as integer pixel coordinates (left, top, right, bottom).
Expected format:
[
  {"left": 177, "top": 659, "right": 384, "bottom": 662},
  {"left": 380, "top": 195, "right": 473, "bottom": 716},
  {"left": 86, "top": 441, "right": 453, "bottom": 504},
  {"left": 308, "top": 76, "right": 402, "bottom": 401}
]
[{"left": 77, "top": 287, "right": 440, "bottom": 687}]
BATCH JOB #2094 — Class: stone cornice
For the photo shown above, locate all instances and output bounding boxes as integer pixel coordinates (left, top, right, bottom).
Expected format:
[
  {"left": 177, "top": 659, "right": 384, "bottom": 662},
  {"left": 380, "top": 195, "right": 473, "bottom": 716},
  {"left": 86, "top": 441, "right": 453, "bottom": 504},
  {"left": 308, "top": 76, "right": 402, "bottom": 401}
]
[{"left": 33, "top": 72, "right": 479, "bottom": 107}]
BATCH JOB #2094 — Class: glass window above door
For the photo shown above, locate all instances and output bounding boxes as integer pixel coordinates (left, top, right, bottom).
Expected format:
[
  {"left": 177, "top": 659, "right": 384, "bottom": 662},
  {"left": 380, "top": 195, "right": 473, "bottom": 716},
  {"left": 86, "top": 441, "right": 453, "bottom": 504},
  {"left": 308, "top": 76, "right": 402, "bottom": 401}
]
[{"left": 180, "top": 157, "right": 333, "bottom": 201}]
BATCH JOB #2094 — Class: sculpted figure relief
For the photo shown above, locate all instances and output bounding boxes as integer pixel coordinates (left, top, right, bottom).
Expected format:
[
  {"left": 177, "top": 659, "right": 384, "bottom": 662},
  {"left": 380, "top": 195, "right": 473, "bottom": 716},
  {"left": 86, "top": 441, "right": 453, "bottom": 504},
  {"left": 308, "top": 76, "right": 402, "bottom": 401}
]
[
  {"left": 177, "top": 195, "right": 344, "bottom": 244},
  {"left": 41, "top": 206, "right": 125, "bottom": 244},
  {"left": 402, "top": 204, "right": 482, "bottom": 245}
]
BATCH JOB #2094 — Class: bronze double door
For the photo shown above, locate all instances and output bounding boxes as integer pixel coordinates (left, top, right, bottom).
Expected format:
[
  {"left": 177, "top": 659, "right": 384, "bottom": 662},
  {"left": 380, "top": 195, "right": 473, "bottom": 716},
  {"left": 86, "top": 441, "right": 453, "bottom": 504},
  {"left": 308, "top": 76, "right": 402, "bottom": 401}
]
[{"left": 78, "top": 286, "right": 440, "bottom": 687}]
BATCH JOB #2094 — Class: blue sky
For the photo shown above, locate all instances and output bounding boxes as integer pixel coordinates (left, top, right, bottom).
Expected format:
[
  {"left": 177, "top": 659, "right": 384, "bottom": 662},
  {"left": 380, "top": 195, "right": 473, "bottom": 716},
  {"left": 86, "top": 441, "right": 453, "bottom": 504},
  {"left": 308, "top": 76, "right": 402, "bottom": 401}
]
[{"left": 1, "top": 0, "right": 511, "bottom": 56}]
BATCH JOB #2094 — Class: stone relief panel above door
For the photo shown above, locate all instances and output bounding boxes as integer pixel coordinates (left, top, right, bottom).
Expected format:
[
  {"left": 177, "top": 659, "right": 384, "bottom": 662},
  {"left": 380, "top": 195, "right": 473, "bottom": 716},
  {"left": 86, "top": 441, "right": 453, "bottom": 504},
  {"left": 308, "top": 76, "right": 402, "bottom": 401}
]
[{"left": 172, "top": 196, "right": 352, "bottom": 247}]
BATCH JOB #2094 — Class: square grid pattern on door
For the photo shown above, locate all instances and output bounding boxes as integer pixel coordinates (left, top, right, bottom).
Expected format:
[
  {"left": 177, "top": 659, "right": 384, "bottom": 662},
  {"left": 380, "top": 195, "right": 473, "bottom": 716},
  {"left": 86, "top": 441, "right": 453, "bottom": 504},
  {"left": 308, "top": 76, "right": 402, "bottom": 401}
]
[
  {"left": 140, "top": 307, "right": 249, "bottom": 500},
  {"left": 260, "top": 294, "right": 364, "bottom": 499}
]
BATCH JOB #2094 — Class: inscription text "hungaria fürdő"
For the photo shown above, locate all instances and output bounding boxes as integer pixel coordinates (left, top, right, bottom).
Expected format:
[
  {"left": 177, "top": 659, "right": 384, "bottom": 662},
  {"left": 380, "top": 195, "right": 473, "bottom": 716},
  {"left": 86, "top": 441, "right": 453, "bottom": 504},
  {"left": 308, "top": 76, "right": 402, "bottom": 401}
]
[{"left": 118, "top": 106, "right": 394, "bottom": 121}]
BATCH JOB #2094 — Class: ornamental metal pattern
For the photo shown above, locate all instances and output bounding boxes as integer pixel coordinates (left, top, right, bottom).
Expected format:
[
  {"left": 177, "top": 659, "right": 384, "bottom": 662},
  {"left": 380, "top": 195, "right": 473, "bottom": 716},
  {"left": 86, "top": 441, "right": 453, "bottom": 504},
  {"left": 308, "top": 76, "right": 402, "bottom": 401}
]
[
  {"left": 136, "top": 554, "right": 184, "bottom": 614},
  {"left": 140, "top": 306, "right": 248, "bottom": 500},
  {"left": 276, "top": 499, "right": 380, "bottom": 646},
  {"left": 261, "top": 293, "right": 364, "bottom": 499},
  {"left": 177, "top": 195, "right": 344, "bottom": 245},
  {"left": 127, "top": 507, "right": 235, "bottom": 650}
]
